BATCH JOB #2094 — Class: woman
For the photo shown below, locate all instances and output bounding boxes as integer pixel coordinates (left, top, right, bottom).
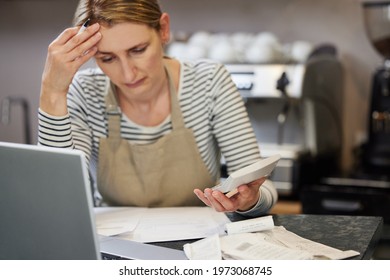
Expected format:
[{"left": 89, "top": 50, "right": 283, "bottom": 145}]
[{"left": 38, "top": 0, "right": 277, "bottom": 216}]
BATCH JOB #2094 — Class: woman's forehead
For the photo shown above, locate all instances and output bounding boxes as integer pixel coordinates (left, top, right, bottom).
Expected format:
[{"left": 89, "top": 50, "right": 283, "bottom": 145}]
[{"left": 97, "top": 22, "right": 157, "bottom": 52}]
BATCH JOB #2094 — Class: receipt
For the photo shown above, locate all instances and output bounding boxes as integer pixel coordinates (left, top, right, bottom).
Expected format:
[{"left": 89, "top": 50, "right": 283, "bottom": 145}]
[
  {"left": 225, "top": 215, "right": 274, "bottom": 235},
  {"left": 183, "top": 234, "right": 222, "bottom": 260},
  {"left": 212, "top": 155, "right": 280, "bottom": 193}
]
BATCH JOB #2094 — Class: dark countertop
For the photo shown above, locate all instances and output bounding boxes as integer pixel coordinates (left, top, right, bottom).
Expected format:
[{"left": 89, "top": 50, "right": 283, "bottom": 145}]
[
  {"left": 150, "top": 214, "right": 383, "bottom": 260},
  {"left": 271, "top": 214, "right": 383, "bottom": 260}
]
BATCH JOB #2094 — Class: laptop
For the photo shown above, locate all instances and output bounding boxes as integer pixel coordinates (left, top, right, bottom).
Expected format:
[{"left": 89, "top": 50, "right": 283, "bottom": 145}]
[{"left": 0, "top": 141, "right": 187, "bottom": 260}]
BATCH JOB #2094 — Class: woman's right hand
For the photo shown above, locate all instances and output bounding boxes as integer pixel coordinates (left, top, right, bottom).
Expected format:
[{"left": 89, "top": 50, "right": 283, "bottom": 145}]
[{"left": 40, "top": 23, "right": 101, "bottom": 116}]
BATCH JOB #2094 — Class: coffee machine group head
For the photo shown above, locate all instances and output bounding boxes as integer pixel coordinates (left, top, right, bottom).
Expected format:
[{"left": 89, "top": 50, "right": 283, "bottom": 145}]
[{"left": 362, "top": 1, "right": 390, "bottom": 174}]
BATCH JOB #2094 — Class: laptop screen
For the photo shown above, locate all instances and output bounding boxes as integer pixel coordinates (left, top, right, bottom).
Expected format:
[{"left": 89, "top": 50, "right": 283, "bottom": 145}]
[{"left": 0, "top": 142, "right": 101, "bottom": 260}]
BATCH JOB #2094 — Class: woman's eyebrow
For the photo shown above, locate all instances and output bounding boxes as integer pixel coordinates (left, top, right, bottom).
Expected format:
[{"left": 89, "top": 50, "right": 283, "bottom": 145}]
[
  {"left": 96, "top": 41, "right": 149, "bottom": 55},
  {"left": 95, "top": 50, "right": 112, "bottom": 55}
]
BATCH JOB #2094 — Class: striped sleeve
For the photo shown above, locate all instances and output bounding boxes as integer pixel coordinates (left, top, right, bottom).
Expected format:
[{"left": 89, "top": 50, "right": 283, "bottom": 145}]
[
  {"left": 38, "top": 110, "right": 73, "bottom": 148},
  {"left": 209, "top": 63, "right": 261, "bottom": 174}
]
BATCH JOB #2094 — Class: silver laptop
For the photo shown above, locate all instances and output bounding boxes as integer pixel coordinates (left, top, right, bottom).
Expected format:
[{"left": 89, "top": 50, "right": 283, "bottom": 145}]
[{"left": 0, "top": 141, "right": 187, "bottom": 260}]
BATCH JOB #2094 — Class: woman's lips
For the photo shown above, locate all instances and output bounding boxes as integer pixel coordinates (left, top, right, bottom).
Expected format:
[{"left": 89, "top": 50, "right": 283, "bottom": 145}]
[{"left": 124, "top": 77, "right": 145, "bottom": 89}]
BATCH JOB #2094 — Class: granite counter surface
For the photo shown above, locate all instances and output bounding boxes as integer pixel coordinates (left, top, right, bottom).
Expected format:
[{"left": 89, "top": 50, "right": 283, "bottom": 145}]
[{"left": 270, "top": 214, "right": 383, "bottom": 260}]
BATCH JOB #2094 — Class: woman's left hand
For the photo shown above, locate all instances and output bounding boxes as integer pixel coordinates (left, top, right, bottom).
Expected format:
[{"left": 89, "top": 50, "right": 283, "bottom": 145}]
[{"left": 194, "top": 177, "right": 266, "bottom": 212}]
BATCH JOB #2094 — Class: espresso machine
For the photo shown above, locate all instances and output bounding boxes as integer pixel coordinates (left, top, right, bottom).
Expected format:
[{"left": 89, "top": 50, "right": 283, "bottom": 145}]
[
  {"left": 301, "top": 2, "right": 390, "bottom": 224},
  {"left": 361, "top": 1, "right": 390, "bottom": 176}
]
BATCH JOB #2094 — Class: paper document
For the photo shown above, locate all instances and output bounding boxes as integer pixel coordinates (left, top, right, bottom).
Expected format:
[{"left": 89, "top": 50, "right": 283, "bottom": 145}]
[
  {"left": 94, "top": 207, "right": 230, "bottom": 243},
  {"left": 264, "top": 226, "right": 360, "bottom": 260},
  {"left": 220, "top": 233, "right": 313, "bottom": 260},
  {"left": 95, "top": 207, "right": 144, "bottom": 236}
]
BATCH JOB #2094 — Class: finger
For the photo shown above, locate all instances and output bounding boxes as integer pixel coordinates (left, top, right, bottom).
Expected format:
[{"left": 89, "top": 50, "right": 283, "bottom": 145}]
[
  {"left": 237, "top": 184, "right": 253, "bottom": 196},
  {"left": 210, "top": 190, "right": 237, "bottom": 212},
  {"left": 63, "top": 23, "right": 100, "bottom": 54},
  {"left": 247, "top": 177, "right": 266, "bottom": 187},
  {"left": 202, "top": 188, "right": 225, "bottom": 211},
  {"left": 66, "top": 32, "right": 102, "bottom": 62},
  {"left": 73, "top": 46, "right": 98, "bottom": 65},
  {"left": 226, "top": 188, "right": 238, "bottom": 198},
  {"left": 52, "top": 27, "right": 79, "bottom": 46},
  {"left": 193, "top": 189, "right": 212, "bottom": 207}
]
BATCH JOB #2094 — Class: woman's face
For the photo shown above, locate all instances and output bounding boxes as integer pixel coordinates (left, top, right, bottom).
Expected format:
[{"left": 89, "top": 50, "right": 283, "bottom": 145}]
[{"left": 94, "top": 15, "right": 169, "bottom": 100}]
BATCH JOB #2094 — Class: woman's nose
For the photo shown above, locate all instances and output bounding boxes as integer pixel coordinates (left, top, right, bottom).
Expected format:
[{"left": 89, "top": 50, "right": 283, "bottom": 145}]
[{"left": 120, "top": 60, "right": 137, "bottom": 82}]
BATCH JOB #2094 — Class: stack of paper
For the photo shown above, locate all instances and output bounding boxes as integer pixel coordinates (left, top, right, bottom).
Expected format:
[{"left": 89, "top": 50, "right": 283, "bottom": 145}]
[
  {"left": 212, "top": 155, "right": 281, "bottom": 195},
  {"left": 95, "top": 207, "right": 360, "bottom": 260},
  {"left": 183, "top": 216, "right": 360, "bottom": 260}
]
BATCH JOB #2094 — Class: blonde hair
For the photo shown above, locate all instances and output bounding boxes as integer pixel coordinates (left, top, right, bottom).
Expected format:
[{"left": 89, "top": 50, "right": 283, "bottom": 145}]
[{"left": 73, "top": 0, "right": 163, "bottom": 30}]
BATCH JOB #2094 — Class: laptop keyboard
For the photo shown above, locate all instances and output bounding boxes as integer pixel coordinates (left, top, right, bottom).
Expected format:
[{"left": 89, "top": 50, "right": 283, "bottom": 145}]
[{"left": 101, "top": 252, "right": 131, "bottom": 260}]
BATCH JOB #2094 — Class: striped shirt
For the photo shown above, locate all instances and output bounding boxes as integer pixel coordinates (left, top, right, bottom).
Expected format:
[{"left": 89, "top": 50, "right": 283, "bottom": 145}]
[{"left": 38, "top": 59, "right": 277, "bottom": 215}]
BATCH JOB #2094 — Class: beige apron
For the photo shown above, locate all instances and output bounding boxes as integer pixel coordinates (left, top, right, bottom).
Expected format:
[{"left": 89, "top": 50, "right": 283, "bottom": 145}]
[{"left": 97, "top": 68, "right": 216, "bottom": 207}]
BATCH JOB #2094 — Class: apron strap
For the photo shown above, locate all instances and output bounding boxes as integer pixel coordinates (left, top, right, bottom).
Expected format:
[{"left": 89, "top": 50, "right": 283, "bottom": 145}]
[
  {"left": 105, "top": 82, "right": 122, "bottom": 147},
  {"left": 165, "top": 66, "right": 185, "bottom": 130}
]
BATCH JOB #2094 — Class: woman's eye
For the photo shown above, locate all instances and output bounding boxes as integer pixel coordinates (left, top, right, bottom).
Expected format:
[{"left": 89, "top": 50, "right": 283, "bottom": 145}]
[
  {"left": 100, "top": 56, "right": 114, "bottom": 63},
  {"left": 131, "top": 46, "right": 147, "bottom": 55}
]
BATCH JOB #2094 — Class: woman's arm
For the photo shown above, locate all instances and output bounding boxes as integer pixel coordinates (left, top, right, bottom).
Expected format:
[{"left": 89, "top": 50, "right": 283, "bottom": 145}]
[
  {"left": 194, "top": 63, "right": 277, "bottom": 215},
  {"left": 38, "top": 74, "right": 95, "bottom": 165},
  {"left": 40, "top": 23, "right": 100, "bottom": 116}
]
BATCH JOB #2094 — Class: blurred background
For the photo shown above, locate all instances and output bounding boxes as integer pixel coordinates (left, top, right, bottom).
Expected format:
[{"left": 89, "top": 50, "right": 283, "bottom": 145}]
[{"left": 0, "top": 0, "right": 381, "bottom": 170}]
